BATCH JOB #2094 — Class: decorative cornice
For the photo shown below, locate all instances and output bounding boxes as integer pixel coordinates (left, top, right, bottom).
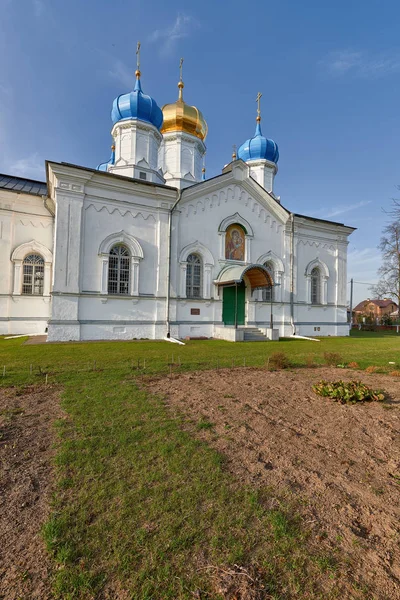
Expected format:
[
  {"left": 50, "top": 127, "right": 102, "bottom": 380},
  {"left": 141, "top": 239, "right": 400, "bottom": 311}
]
[
  {"left": 85, "top": 202, "right": 156, "bottom": 222},
  {"left": 111, "top": 119, "right": 163, "bottom": 143}
]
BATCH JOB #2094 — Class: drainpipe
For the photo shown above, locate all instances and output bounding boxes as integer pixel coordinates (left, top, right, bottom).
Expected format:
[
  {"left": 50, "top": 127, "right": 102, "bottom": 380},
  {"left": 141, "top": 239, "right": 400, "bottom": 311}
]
[
  {"left": 166, "top": 189, "right": 182, "bottom": 337},
  {"left": 290, "top": 212, "right": 295, "bottom": 335}
]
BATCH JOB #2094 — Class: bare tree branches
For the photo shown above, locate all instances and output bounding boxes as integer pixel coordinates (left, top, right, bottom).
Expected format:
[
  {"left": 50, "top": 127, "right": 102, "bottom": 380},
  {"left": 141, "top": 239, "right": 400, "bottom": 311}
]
[{"left": 371, "top": 205, "right": 400, "bottom": 305}]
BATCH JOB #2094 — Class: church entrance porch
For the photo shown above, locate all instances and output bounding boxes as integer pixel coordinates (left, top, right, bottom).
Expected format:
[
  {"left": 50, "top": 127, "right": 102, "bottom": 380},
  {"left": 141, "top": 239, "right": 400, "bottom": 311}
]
[{"left": 214, "top": 264, "right": 279, "bottom": 342}]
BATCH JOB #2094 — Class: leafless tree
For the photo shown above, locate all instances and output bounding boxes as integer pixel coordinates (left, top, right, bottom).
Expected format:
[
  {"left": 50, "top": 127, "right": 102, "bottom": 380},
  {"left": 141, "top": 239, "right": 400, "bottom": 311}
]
[{"left": 371, "top": 216, "right": 400, "bottom": 306}]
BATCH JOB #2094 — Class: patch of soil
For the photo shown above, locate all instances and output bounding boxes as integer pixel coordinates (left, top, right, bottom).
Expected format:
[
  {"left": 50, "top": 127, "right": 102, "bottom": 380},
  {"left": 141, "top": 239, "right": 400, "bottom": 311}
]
[
  {"left": 0, "top": 385, "right": 62, "bottom": 600},
  {"left": 145, "top": 367, "right": 400, "bottom": 599}
]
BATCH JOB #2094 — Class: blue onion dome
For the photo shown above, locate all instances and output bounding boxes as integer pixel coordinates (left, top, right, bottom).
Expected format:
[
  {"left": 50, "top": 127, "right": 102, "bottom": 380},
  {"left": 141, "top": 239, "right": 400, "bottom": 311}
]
[
  {"left": 238, "top": 95, "right": 279, "bottom": 163},
  {"left": 97, "top": 145, "right": 115, "bottom": 172},
  {"left": 111, "top": 69, "right": 163, "bottom": 130}
]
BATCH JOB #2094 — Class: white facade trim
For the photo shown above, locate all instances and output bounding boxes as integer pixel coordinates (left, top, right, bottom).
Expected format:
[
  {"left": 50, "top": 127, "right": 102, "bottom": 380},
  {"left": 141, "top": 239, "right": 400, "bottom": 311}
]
[
  {"left": 98, "top": 230, "right": 144, "bottom": 258},
  {"left": 256, "top": 251, "right": 285, "bottom": 302},
  {"left": 11, "top": 240, "right": 53, "bottom": 297},
  {"left": 218, "top": 212, "right": 254, "bottom": 236},
  {"left": 98, "top": 231, "right": 144, "bottom": 296},
  {"left": 11, "top": 239, "right": 53, "bottom": 263},
  {"left": 305, "top": 258, "right": 329, "bottom": 305},
  {"left": 178, "top": 240, "right": 214, "bottom": 299},
  {"left": 256, "top": 251, "right": 285, "bottom": 273},
  {"left": 179, "top": 240, "right": 214, "bottom": 265},
  {"left": 305, "top": 257, "right": 329, "bottom": 278}
]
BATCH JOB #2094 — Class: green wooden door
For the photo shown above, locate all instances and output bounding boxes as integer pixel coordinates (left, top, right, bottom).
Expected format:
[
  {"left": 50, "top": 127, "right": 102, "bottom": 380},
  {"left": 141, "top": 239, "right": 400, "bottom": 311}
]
[{"left": 222, "top": 282, "right": 245, "bottom": 325}]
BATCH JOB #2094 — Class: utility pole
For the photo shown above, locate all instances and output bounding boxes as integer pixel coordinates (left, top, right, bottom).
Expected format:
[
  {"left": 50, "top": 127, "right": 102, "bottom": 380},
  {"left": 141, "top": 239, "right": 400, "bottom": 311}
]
[{"left": 349, "top": 278, "right": 354, "bottom": 331}]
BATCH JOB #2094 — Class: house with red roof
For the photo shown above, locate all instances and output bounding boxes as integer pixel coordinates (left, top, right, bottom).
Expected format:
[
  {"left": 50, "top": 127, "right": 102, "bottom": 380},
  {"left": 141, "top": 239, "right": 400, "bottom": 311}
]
[{"left": 352, "top": 298, "right": 398, "bottom": 324}]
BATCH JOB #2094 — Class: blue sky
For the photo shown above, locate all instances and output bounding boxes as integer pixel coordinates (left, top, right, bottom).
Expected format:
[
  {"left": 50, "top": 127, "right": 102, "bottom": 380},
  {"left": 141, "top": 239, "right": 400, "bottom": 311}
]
[{"left": 1, "top": 0, "right": 399, "bottom": 304}]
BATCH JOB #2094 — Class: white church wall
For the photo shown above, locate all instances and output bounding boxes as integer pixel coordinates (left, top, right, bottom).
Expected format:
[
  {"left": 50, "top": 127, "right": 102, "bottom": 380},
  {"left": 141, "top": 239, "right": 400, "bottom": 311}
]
[
  {"left": 0, "top": 188, "right": 53, "bottom": 335},
  {"left": 170, "top": 168, "right": 352, "bottom": 339},
  {"left": 47, "top": 163, "right": 176, "bottom": 341},
  {"left": 81, "top": 201, "right": 158, "bottom": 295},
  {"left": 293, "top": 219, "right": 351, "bottom": 337},
  {"left": 174, "top": 175, "right": 287, "bottom": 318}
]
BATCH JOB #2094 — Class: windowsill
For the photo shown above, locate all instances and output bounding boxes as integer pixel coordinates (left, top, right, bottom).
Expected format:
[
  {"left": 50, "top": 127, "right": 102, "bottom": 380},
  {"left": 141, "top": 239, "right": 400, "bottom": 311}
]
[
  {"left": 106, "top": 294, "right": 135, "bottom": 298},
  {"left": 12, "top": 294, "right": 49, "bottom": 298},
  {"left": 220, "top": 259, "right": 247, "bottom": 265}
]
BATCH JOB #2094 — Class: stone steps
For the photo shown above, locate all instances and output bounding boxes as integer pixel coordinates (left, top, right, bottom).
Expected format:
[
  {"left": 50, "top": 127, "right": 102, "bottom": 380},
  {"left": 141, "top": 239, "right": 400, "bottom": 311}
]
[{"left": 242, "top": 327, "right": 268, "bottom": 342}]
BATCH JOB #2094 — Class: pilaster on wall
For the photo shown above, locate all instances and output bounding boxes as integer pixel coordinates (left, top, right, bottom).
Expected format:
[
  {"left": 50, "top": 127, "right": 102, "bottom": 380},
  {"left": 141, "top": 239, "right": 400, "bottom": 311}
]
[
  {"left": 336, "top": 240, "right": 348, "bottom": 306},
  {"left": 156, "top": 212, "right": 170, "bottom": 297},
  {"left": 53, "top": 190, "right": 84, "bottom": 294}
]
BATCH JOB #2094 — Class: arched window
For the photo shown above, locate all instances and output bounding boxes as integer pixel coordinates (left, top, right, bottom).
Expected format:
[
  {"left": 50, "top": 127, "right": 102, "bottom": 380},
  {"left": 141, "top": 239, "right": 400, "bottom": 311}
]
[
  {"left": 186, "top": 253, "right": 202, "bottom": 298},
  {"left": 311, "top": 267, "right": 321, "bottom": 305},
  {"left": 22, "top": 254, "right": 44, "bottom": 295},
  {"left": 262, "top": 262, "right": 274, "bottom": 302},
  {"left": 108, "top": 244, "right": 130, "bottom": 295}
]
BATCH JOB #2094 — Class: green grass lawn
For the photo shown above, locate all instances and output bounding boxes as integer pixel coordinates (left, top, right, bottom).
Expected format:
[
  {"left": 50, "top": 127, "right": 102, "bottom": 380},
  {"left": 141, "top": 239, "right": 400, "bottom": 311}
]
[{"left": 1, "top": 333, "right": 399, "bottom": 599}]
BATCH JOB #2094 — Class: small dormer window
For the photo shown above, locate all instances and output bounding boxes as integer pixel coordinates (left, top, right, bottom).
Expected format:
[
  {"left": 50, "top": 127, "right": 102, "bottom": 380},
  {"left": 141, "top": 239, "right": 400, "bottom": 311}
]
[{"left": 139, "top": 172, "right": 147, "bottom": 181}]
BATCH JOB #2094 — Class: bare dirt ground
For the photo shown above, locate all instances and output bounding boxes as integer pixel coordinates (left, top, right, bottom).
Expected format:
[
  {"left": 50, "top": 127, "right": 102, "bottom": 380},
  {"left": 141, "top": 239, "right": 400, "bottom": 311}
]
[
  {"left": 0, "top": 385, "right": 61, "bottom": 600},
  {"left": 146, "top": 367, "right": 400, "bottom": 600}
]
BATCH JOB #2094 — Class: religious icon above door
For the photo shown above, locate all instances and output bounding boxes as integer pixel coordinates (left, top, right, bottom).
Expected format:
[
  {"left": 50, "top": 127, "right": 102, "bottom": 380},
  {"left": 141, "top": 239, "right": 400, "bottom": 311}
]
[{"left": 225, "top": 224, "right": 245, "bottom": 261}]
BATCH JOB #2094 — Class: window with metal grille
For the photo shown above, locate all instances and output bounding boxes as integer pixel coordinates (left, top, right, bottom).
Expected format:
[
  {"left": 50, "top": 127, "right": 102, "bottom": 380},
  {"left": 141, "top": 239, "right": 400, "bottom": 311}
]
[
  {"left": 22, "top": 254, "right": 44, "bottom": 295},
  {"left": 186, "top": 253, "right": 202, "bottom": 298},
  {"left": 311, "top": 267, "right": 321, "bottom": 304},
  {"left": 108, "top": 244, "right": 131, "bottom": 295},
  {"left": 261, "top": 262, "right": 274, "bottom": 302}
]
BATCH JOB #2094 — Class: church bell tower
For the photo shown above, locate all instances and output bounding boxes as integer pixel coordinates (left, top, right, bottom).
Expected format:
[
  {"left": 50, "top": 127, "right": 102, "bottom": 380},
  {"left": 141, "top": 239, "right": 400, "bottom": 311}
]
[
  {"left": 158, "top": 59, "right": 207, "bottom": 190},
  {"left": 97, "top": 43, "right": 164, "bottom": 184}
]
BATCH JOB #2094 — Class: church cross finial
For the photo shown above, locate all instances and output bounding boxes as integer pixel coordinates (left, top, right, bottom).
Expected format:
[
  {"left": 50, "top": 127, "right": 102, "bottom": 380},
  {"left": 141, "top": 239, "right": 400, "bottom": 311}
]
[
  {"left": 179, "top": 57, "right": 184, "bottom": 82},
  {"left": 136, "top": 41, "right": 141, "bottom": 69},
  {"left": 256, "top": 91, "right": 262, "bottom": 122},
  {"left": 232, "top": 144, "right": 237, "bottom": 160},
  {"left": 178, "top": 57, "right": 184, "bottom": 100},
  {"left": 135, "top": 41, "right": 141, "bottom": 78}
]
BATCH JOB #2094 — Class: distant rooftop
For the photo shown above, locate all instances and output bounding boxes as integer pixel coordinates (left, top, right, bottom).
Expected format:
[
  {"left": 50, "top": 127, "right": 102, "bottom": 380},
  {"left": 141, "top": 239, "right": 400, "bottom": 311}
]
[
  {"left": 0, "top": 173, "right": 47, "bottom": 197},
  {"left": 353, "top": 298, "right": 398, "bottom": 311}
]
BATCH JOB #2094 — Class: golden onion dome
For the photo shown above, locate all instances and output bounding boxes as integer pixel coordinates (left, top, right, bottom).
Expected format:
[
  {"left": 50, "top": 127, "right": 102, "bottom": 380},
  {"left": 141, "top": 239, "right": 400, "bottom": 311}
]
[{"left": 161, "top": 68, "right": 208, "bottom": 141}]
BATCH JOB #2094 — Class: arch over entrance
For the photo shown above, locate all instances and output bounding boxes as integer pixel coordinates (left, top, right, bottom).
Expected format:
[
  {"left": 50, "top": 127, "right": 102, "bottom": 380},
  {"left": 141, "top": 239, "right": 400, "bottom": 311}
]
[{"left": 214, "top": 264, "right": 273, "bottom": 326}]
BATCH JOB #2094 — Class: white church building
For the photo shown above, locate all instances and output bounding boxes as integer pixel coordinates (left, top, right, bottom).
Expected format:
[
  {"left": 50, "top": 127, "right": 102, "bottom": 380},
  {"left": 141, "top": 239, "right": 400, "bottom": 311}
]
[{"left": 0, "top": 55, "right": 355, "bottom": 342}]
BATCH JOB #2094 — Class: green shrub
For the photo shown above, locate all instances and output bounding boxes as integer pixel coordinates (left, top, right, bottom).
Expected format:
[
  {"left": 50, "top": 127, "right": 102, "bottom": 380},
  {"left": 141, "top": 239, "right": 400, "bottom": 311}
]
[
  {"left": 269, "top": 352, "right": 291, "bottom": 370},
  {"left": 313, "top": 380, "right": 385, "bottom": 404},
  {"left": 323, "top": 352, "right": 343, "bottom": 366}
]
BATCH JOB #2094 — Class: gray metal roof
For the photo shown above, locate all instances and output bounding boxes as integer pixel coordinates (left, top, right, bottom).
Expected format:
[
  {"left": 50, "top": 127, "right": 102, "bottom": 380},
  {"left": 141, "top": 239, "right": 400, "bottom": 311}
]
[{"left": 0, "top": 173, "right": 47, "bottom": 197}]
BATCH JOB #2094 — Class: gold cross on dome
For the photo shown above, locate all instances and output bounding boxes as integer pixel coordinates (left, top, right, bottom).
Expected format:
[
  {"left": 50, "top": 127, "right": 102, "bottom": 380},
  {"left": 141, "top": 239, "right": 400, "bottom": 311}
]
[
  {"left": 256, "top": 92, "right": 262, "bottom": 118},
  {"left": 179, "top": 57, "right": 184, "bottom": 81},
  {"left": 136, "top": 41, "right": 141, "bottom": 70}
]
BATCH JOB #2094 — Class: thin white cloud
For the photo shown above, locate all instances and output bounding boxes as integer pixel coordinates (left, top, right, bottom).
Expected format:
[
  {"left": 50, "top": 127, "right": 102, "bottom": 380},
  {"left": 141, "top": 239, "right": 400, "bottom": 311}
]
[
  {"left": 148, "top": 12, "right": 200, "bottom": 56},
  {"left": 0, "top": 82, "right": 12, "bottom": 146},
  {"left": 321, "top": 49, "right": 400, "bottom": 78},
  {"left": 324, "top": 200, "right": 372, "bottom": 218},
  {"left": 325, "top": 50, "right": 363, "bottom": 75},
  {"left": 5, "top": 153, "right": 45, "bottom": 181},
  {"left": 348, "top": 247, "right": 380, "bottom": 267},
  {"left": 33, "top": 0, "right": 45, "bottom": 17},
  {"left": 347, "top": 246, "right": 381, "bottom": 286},
  {"left": 108, "top": 60, "right": 135, "bottom": 90}
]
